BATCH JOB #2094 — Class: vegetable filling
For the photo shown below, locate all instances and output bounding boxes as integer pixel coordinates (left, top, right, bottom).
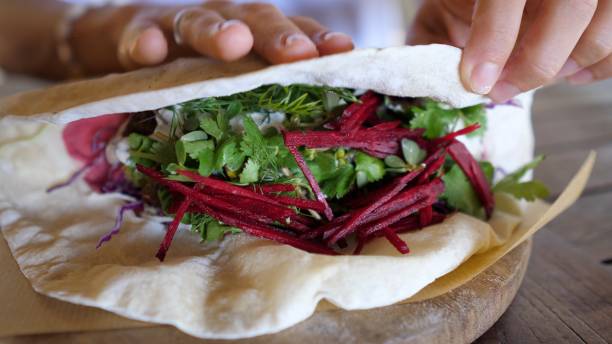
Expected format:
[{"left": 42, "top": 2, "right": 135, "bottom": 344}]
[{"left": 55, "top": 84, "right": 549, "bottom": 261}]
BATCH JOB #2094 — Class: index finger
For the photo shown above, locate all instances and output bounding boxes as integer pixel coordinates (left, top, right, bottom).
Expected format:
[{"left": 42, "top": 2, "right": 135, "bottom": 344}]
[{"left": 461, "top": 0, "right": 526, "bottom": 94}]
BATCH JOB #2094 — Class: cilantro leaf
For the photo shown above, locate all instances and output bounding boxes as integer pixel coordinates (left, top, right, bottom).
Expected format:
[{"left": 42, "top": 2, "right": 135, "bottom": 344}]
[
  {"left": 460, "top": 104, "right": 487, "bottom": 137},
  {"left": 493, "top": 155, "right": 550, "bottom": 201},
  {"left": 204, "top": 221, "right": 241, "bottom": 242},
  {"left": 215, "top": 138, "right": 245, "bottom": 171},
  {"left": 495, "top": 180, "right": 550, "bottom": 201},
  {"left": 335, "top": 165, "right": 356, "bottom": 198},
  {"left": 409, "top": 100, "right": 487, "bottom": 139},
  {"left": 200, "top": 117, "right": 224, "bottom": 142},
  {"left": 240, "top": 158, "right": 260, "bottom": 184},
  {"left": 180, "top": 131, "right": 208, "bottom": 142},
  {"left": 442, "top": 164, "right": 484, "bottom": 219},
  {"left": 197, "top": 147, "right": 215, "bottom": 177},
  {"left": 355, "top": 152, "right": 385, "bottom": 183},
  {"left": 409, "top": 101, "right": 458, "bottom": 139}
]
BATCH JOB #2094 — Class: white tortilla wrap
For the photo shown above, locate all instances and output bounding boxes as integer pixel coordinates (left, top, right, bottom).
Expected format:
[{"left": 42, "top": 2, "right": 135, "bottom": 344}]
[{"left": 0, "top": 45, "right": 590, "bottom": 339}]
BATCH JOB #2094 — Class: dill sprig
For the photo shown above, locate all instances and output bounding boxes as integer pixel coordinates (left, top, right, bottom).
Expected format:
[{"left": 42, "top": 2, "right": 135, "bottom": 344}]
[{"left": 177, "top": 84, "right": 358, "bottom": 125}]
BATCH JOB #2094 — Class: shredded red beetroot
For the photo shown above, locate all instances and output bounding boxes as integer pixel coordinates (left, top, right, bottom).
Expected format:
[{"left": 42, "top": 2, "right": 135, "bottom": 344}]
[
  {"left": 447, "top": 140, "right": 495, "bottom": 218},
  {"left": 268, "top": 195, "right": 327, "bottom": 213},
  {"left": 382, "top": 228, "right": 410, "bottom": 254},
  {"left": 283, "top": 128, "right": 423, "bottom": 158},
  {"left": 324, "top": 91, "right": 380, "bottom": 132},
  {"left": 156, "top": 197, "right": 191, "bottom": 261},
  {"left": 138, "top": 165, "right": 336, "bottom": 256},
  {"left": 432, "top": 123, "right": 480, "bottom": 147},
  {"left": 189, "top": 203, "right": 337, "bottom": 255},
  {"left": 325, "top": 167, "right": 424, "bottom": 244},
  {"left": 367, "top": 120, "right": 402, "bottom": 131},
  {"left": 251, "top": 183, "right": 296, "bottom": 194},
  {"left": 357, "top": 192, "right": 441, "bottom": 240},
  {"left": 337, "top": 91, "right": 381, "bottom": 133},
  {"left": 286, "top": 145, "right": 334, "bottom": 221},
  {"left": 419, "top": 206, "right": 433, "bottom": 227}
]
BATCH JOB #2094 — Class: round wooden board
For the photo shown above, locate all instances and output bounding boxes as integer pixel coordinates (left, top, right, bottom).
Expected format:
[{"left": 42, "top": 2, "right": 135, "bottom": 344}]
[{"left": 9, "top": 240, "right": 532, "bottom": 344}]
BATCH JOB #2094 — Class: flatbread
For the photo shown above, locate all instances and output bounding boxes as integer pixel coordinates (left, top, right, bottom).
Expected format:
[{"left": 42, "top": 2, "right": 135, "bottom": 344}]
[{"left": 0, "top": 45, "right": 589, "bottom": 339}]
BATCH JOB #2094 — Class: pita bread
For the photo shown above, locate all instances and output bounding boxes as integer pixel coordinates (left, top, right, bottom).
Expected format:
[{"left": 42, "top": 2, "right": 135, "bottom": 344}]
[{"left": 0, "top": 45, "right": 583, "bottom": 339}]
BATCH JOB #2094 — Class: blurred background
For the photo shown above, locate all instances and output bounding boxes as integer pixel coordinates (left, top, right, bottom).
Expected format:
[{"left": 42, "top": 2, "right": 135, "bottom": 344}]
[{"left": 60, "top": 0, "right": 415, "bottom": 48}]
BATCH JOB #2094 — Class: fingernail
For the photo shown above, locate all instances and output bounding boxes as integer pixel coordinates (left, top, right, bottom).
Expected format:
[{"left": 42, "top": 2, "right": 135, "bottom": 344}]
[
  {"left": 469, "top": 62, "right": 501, "bottom": 94},
  {"left": 489, "top": 80, "right": 521, "bottom": 103},
  {"left": 218, "top": 19, "right": 243, "bottom": 32},
  {"left": 558, "top": 59, "right": 581, "bottom": 78},
  {"left": 282, "top": 33, "right": 311, "bottom": 47},
  {"left": 316, "top": 31, "right": 350, "bottom": 44},
  {"left": 567, "top": 69, "right": 593, "bottom": 85}
]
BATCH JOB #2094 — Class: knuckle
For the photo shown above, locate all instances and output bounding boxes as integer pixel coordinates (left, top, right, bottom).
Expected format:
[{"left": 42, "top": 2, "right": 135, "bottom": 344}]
[
  {"left": 567, "top": 0, "right": 598, "bottom": 16},
  {"left": 526, "top": 60, "right": 560, "bottom": 83},
  {"left": 578, "top": 36, "right": 612, "bottom": 61},
  {"left": 240, "top": 2, "right": 278, "bottom": 15}
]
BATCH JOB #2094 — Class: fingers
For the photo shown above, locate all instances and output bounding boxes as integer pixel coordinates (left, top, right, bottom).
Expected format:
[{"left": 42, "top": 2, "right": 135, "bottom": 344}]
[
  {"left": 162, "top": 7, "right": 253, "bottom": 62},
  {"left": 559, "top": 0, "right": 612, "bottom": 77},
  {"left": 209, "top": 2, "right": 319, "bottom": 64},
  {"left": 489, "top": 0, "right": 597, "bottom": 102},
  {"left": 460, "top": 0, "right": 526, "bottom": 95},
  {"left": 289, "top": 16, "right": 353, "bottom": 56},
  {"left": 118, "top": 16, "right": 168, "bottom": 70},
  {"left": 567, "top": 53, "right": 612, "bottom": 84}
]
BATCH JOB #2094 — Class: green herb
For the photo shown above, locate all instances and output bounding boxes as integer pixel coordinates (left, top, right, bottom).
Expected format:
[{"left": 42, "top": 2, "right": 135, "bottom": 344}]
[
  {"left": 354, "top": 152, "right": 385, "bottom": 183},
  {"left": 200, "top": 117, "right": 224, "bottom": 142},
  {"left": 442, "top": 164, "right": 485, "bottom": 219},
  {"left": 240, "top": 158, "right": 260, "bottom": 184},
  {"left": 494, "top": 155, "right": 550, "bottom": 201},
  {"left": 178, "top": 84, "right": 357, "bottom": 130},
  {"left": 197, "top": 147, "right": 215, "bottom": 177},
  {"left": 409, "top": 100, "right": 487, "bottom": 139},
  {"left": 214, "top": 138, "right": 245, "bottom": 172}
]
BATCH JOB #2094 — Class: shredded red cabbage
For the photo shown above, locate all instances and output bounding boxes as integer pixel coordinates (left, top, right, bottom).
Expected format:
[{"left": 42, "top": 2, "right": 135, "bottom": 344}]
[{"left": 96, "top": 201, "right": 144, "bottom": 249}]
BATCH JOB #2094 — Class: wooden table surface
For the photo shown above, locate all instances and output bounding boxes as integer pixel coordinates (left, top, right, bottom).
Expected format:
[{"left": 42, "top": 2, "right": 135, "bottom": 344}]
[{"left": 0, "top": 76, "right": 610, "bottom": 344}]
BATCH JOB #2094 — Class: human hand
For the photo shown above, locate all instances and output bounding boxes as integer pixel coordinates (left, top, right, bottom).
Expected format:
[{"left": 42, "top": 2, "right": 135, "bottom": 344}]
[
  {"left": 408, "top": 0, "right": 612, "bottom": 102},
  {"left": 70, "top": 1, "right": 354, "bottom": 75}
]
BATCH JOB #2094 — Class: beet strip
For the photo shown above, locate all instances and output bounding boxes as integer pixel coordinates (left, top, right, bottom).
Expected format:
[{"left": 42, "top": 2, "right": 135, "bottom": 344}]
[
  {"left": 367, "top": 120, "right": 402, "bottom": 131},
  {"left": 447, "top": 140, "right": 495, "bottom": 218},
  {"left": 285, "top": 145, "right": 334, "bottom": 221},
  {"left": 432, "top": 123, "right": 481, "bottom": 146},
  {"left": 138, "top": 166, "right": 335, "bottom": 254},
  {"left": 325, "top": 167, "right": 424, "bottom": 245},
  {"left": 419, "top": 206, "right": 433, "bottom": 227},
  {"left": 211, "top": 193, "right": 310, "bottom": 232},
  {"left": 180, "top": 171, "right": 318, "bottom": 226},
  {"left": 283, "top": 128, "right": 423, "bottom": 149},
  {"left": 391, "top": 212, "right": 445, "bottom": 234},
  {"left": 382, "top": 228, "right": 410, "bottom": 254},
  {"left": 252, "top": 184, "right": 296, "bottom": 194},
  {"left": 338, "top": 91, "right": 381, "bottom": 133},
  {"left": 177, "top": 170, "right": 288, "bottom": 208},
  {"left": 416, "top": 148, "right": 447, "bottom": 184},
  {"left": 155, "top": 197, "right": 191, "bottom": 261},
  {"left": 189, "top": 203, "right": 337, "bottom": 255},
  {"left": 268, "top": 195, "right": 327, "bottom": 212},
  {"left": 139, "top": 166, "right": 300, "bottom": 229},
  {"left": 348, "top": 179, "right": 445, "bottom": 237},
  {"left": 299, "top": 213, "right": 351, "bottom": 239},
  {"left": 358, "top": 195, "right": 440, "bottom": 240}
]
